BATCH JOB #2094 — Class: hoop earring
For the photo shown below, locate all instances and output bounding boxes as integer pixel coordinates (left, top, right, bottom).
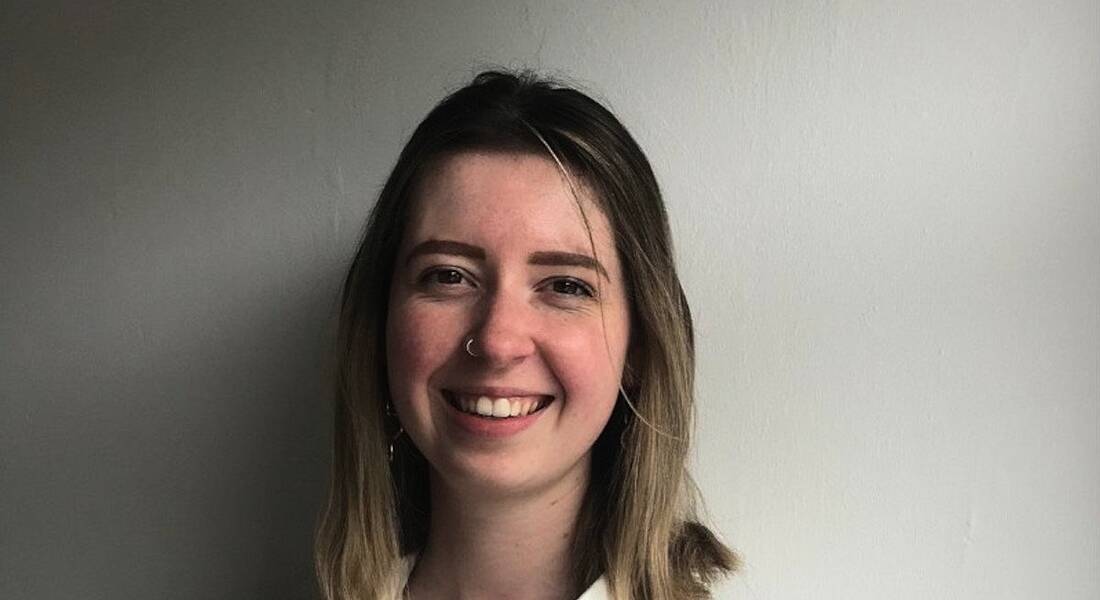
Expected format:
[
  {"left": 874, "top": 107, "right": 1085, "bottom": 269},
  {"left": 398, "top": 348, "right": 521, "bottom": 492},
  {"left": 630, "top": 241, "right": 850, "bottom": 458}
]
[{"left": 464, "top": 337, "right": 479, "bottom": 357}]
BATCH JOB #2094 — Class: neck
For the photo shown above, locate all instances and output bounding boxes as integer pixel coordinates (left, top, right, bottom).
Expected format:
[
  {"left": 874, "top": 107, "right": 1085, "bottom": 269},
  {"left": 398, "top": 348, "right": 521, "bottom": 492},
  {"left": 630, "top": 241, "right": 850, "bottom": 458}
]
[{"left": 407, "top": 462, "right": 590, "bottom": 600}]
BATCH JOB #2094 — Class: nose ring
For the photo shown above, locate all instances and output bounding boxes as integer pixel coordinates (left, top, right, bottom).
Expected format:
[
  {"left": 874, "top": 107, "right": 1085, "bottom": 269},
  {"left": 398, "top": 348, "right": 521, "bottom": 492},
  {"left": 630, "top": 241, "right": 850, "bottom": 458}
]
[{"left": 464, "top": 337, "right": 480, "bottom": 357}]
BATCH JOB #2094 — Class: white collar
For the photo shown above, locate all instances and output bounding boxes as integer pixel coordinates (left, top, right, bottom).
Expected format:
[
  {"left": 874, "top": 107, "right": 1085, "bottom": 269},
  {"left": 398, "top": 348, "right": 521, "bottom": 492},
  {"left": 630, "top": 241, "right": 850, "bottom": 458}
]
[{"left": 576, "top": 575, "right": 611, "bottom": 599}]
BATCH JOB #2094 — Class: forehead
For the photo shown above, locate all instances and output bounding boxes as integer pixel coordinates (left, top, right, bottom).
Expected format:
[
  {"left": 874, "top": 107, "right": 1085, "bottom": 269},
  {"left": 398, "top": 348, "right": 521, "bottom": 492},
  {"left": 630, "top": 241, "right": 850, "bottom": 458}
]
[{"left": 404, "top": 151, "right": 615, "bottom": 257}]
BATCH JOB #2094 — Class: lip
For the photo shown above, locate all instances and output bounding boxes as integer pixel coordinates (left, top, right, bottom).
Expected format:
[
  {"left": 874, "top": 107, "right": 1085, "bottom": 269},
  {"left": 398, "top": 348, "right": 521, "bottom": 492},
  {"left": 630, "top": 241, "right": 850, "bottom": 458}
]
[{"left": 440, "top": 387, "right": 555, "bottom": 439}]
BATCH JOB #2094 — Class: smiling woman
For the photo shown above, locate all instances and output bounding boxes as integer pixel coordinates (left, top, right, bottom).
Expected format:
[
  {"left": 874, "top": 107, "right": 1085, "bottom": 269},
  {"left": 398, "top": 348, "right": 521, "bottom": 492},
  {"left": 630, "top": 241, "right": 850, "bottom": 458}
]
[
  {"left": 315, "top": 71, "right": 737, "bottom": 599},
  {"left": 387, "top": 151, "right": 630, "bottom": 502}
]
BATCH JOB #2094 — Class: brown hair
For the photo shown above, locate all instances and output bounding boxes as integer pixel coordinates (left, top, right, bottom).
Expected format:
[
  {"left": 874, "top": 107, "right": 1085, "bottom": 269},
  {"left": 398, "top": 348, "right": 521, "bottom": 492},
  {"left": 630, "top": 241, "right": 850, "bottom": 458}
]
[{"left": 314, "top": 70, "right": 738, "bottom": 599}]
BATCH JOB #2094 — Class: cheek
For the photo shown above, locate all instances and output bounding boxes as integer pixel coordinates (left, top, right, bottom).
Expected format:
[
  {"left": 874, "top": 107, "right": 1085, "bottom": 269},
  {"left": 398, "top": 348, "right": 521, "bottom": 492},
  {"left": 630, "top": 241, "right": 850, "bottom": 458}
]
[
  {"left": 386, "top": 303, "right": 456, "bottom": 401},
  {"left": 546, "top": 317, "right": 629, "bottom": 413}
]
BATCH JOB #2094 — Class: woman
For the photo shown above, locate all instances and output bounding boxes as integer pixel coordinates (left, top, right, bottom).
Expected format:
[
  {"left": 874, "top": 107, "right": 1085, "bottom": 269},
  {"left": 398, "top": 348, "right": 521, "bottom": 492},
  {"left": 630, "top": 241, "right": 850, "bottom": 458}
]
[{"left": 315, "top": 70, "right": 737, "bottom": 599}]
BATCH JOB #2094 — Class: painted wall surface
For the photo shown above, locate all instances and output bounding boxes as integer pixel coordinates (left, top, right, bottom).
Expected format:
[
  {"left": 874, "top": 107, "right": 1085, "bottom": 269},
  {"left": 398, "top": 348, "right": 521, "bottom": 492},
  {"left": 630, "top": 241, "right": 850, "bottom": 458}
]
[{"left": 2, "top": 1, "right": 1097, "bottom": 598}]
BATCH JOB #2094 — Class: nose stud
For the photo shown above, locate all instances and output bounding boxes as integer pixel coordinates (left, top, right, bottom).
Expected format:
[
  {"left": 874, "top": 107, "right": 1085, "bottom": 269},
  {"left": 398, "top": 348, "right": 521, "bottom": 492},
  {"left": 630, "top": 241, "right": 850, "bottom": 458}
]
[{"left": 465, "top": 337, "right": 480, "bottom": 357}]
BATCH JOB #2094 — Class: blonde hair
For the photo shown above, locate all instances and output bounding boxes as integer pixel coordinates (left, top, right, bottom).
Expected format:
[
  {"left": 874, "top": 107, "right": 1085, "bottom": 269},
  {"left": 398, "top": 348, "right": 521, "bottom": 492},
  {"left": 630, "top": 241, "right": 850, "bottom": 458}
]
[{"left": 314, "top": 70, "right": 738, "bottom": 599}]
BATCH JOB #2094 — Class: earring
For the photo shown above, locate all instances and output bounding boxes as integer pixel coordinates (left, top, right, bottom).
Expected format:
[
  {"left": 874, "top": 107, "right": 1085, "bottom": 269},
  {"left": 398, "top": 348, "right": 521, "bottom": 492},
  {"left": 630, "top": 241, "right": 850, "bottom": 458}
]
[
  {"left": 386, "top": 401, "right": 403, "bottom": 463},
  {"left": 388, "top": 426, "right": 404, "bottom": 463},
  {"left": 464, "top": 336, "right": 479, "bottom": 357}
]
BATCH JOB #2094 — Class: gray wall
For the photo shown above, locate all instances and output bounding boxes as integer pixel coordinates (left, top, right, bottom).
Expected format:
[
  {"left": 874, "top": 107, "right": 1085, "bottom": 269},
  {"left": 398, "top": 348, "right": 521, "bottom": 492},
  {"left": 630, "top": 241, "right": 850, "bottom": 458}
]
[{"left": 2, "top": 1, "right": 1097, "bottom": 599}]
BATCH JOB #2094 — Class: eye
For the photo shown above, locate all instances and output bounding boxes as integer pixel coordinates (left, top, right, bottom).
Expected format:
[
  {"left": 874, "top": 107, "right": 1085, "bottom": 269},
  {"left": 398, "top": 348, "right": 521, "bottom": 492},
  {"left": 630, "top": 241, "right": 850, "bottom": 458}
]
[
  {"left": 548, "top": 277, "right": 595, "bottom": 298},
  {"left": 418, "top": 267, "right": 473, "bottom": 288},
  {"left": 431, "top": 268, "right": 465, "bottom": 285}
]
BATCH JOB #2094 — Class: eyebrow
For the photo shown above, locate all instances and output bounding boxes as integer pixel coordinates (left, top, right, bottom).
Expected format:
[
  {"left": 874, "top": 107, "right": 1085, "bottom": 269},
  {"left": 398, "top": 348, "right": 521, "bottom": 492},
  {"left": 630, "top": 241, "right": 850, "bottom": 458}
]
[
  {"left": 405, "top": 239, "right": 485, "bottom": 262},
  {"left": 529, "top": 250, "right": 609, "bottom": 279},
  {"left": 405, "top": 239, "right": 609, "bottom": 279}
]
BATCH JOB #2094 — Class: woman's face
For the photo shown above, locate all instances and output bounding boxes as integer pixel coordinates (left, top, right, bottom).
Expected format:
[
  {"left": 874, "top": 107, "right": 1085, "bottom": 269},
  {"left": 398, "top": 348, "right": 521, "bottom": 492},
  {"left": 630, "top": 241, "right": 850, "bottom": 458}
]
[{"left": 386, "top": 150, "right": 631, "bottom": 499}]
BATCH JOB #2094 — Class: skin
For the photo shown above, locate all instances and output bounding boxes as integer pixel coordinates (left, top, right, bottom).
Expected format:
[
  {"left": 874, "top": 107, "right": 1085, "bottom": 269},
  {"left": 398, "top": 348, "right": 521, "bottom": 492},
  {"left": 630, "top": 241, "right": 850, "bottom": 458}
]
[{"left": 386, "top": 150, "right": 631, "bottom": 599}]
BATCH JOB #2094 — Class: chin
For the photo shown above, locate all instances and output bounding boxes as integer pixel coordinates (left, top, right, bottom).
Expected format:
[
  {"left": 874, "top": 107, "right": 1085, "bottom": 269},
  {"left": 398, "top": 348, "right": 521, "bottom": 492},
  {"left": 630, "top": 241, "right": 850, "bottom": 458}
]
[{"left": 429, "top": 452, "right": 591, "bottom": 501}]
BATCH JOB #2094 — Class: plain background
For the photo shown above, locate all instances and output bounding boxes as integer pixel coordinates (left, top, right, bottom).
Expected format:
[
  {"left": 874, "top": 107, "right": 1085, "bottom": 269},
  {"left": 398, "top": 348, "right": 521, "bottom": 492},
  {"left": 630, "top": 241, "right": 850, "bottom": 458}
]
[{"left": 2, "top": 1, "right": 1097, "bottom": 598}]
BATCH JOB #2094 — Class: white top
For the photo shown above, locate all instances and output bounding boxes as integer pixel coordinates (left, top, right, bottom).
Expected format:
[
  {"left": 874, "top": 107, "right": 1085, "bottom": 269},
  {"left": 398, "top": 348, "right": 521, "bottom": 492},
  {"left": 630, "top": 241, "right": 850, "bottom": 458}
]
[
  {"left": 576, "top": 576, "right": 611, "bottom": 599},
  {"left": 397, "top": 556, "right": 610, "bottom": 599}
]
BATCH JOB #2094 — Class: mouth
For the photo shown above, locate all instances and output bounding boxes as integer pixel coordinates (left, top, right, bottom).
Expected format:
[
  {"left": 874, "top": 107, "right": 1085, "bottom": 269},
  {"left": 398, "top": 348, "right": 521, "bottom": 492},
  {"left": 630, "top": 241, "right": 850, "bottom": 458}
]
[{"left": 442, "top": 390, "right": 554, "bottom": 419}]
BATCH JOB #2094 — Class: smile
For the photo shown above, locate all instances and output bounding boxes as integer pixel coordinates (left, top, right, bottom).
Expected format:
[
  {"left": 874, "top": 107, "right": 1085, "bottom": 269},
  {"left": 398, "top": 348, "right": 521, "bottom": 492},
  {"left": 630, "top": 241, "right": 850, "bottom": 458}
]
[{"left": 443, "top": 390, "right": 553, "bottom": 419}]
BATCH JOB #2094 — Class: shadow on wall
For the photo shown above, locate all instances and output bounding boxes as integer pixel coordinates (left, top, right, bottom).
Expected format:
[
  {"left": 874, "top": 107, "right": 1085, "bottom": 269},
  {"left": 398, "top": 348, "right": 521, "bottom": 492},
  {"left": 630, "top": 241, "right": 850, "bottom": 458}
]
[
  {"left": 2, "top": 258, "right": 341, "bottom": 598},
  {"left": 0, "top": 1, "right": 366, "bottom": 598}
]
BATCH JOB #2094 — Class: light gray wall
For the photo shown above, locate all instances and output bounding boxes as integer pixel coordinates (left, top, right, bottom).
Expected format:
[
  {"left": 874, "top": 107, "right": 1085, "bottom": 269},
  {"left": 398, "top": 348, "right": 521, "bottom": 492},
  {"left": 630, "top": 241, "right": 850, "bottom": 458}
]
[{"left": 2, "top": 1, "right": 1097, "bottom": 599}]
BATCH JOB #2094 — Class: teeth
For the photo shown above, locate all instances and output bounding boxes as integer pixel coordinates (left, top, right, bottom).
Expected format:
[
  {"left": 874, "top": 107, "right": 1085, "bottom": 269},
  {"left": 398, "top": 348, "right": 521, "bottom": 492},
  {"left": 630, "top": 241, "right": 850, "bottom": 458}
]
[
  {"left": 452, "top": 393, "right": 546, "bottom": 419},
  {"left": 492, "top": 397, "right": 511, "bottom": 417}
]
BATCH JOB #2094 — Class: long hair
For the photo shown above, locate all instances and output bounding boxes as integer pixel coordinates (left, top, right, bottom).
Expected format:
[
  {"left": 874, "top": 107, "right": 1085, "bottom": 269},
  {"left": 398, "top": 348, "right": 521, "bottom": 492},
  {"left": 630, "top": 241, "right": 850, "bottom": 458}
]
[{"left": 314, "top": 70, "right": 738, "bottom": 599}]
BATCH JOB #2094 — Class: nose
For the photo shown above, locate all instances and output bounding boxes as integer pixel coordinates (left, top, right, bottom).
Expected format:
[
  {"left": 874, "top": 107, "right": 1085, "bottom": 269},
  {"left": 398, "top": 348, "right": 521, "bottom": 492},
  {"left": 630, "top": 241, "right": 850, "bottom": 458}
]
[{"left": 468, "top": 288, "right": 535, "bottom": 369}]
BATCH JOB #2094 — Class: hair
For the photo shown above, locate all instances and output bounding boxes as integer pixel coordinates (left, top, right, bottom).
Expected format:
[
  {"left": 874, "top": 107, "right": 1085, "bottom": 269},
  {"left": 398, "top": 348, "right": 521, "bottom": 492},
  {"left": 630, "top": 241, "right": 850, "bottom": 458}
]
[{"left": 314, "top": 69, "right": 738, "bottom": 599}]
